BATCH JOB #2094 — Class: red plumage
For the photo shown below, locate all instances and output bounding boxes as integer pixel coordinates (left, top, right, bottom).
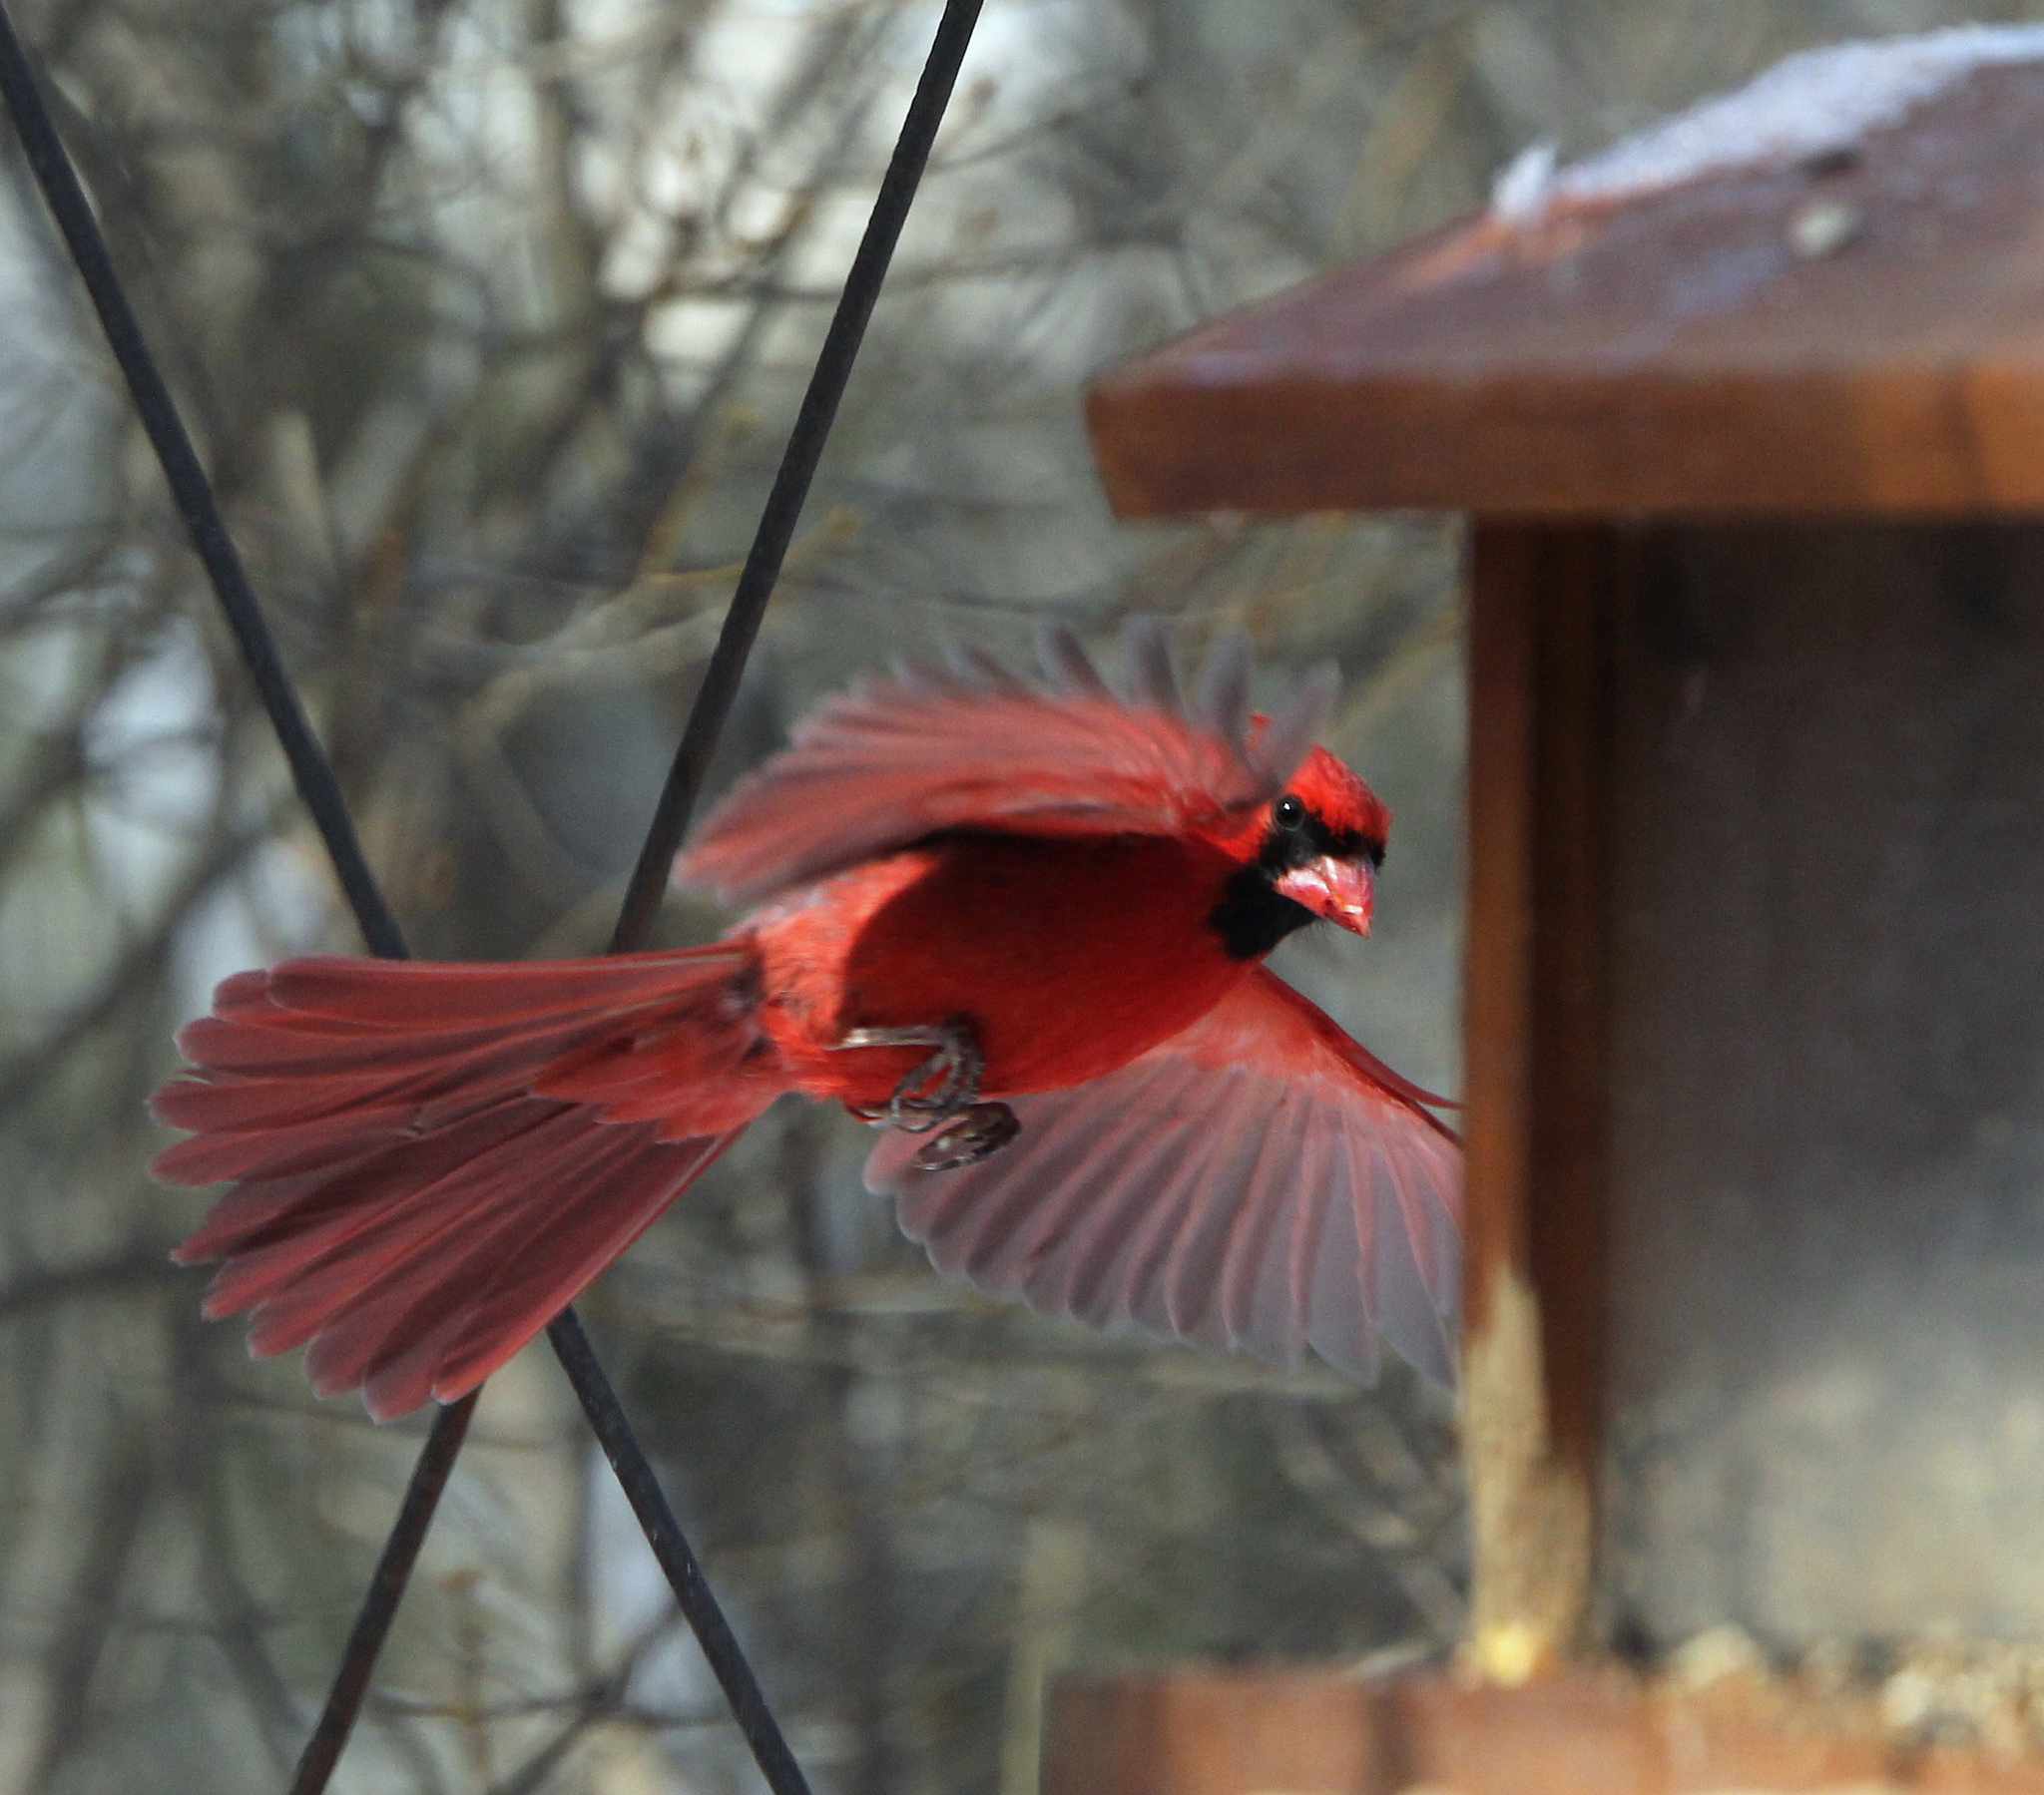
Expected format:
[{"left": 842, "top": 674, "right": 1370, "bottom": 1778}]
[{"left": 155, "top": 623, "right": 1461, "bottom": 1418}]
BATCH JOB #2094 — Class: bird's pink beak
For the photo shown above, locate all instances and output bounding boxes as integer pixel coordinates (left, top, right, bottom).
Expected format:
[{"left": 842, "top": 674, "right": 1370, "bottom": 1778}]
[{"left": 1275, "top": 855, "right": 1375, "bottom": 937}]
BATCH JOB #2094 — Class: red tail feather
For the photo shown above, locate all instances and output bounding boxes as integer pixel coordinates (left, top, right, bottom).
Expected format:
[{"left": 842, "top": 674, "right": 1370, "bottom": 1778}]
[{"left": 157, "top": 947, "right": 777, "bottom": 1420}]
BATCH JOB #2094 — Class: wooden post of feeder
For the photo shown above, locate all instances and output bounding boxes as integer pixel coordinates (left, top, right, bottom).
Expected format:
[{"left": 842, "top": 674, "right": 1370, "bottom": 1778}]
[{"left": 1055, "top": 48, "right": 2044, "bottom": 1795}]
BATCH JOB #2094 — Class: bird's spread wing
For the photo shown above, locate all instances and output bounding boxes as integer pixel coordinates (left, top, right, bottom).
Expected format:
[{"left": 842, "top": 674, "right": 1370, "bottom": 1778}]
[
  {"left": 676, "top": 620, "right": 1336, "bottom": 907},
  {"left": 864, "top": 967, "right": 1462, "bottom": 1386}
]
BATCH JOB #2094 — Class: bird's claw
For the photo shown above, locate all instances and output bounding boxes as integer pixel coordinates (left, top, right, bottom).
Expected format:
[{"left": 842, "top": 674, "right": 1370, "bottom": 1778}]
[
  {"left": 912, "top": 1102, "right": 1021, "bottom": 1172},
  {"left": 831, "top": 1020, "right": 1020, "bottom": 1171},
  {"left": 833, "top": 1017, "right": 985, "bottom": 1133}
]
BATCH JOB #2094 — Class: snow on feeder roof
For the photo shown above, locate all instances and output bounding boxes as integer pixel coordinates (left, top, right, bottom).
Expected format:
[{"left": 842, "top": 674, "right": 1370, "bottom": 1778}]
[{"left": 1492, "top": 24, "right": 2044, "bottom": 223}]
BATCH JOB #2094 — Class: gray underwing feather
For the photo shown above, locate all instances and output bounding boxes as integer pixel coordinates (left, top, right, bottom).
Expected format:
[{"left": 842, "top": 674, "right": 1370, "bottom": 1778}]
[
  {"left": 1255, "top": 660, "right": 1338, "bottom": 782},
  {"left": 1036, "top": 624, "right": 1108, "bottom": 693},
  {"left": 1194, "top": 631, "right": 1253, "bottom": 748},
  {"left": 1122, "top": 615, "right": 1182, "bottom": 715},
  {"left": 945, "top": 644, "right": 1020, "bottom": 689}
]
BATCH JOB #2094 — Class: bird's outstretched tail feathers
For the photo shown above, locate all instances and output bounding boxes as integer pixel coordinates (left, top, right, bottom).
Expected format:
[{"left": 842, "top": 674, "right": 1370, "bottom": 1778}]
[{"left": 155, "top": 949, "right": 770, "bottom": 1419}]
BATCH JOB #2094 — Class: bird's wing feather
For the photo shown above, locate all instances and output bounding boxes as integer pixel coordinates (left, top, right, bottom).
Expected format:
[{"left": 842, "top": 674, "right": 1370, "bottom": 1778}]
[
  {"left": 676, "top": 620, "right": 1336, "bottom": 906},
  {"left": 864, "top": 967, "right": 1462, "bottom": 1386}
]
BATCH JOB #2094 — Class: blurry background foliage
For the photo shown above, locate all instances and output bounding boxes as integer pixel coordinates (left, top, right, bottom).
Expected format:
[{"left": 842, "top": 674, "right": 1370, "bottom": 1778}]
[{"left": 0, "top": 1, "right": 2026, "bottom": 1790}]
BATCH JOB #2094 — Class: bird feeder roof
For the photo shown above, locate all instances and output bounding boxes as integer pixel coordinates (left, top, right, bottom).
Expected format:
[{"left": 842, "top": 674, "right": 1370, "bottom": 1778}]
[{"left": 1086, "top": 33, "right": 2044, "bottom": 520}]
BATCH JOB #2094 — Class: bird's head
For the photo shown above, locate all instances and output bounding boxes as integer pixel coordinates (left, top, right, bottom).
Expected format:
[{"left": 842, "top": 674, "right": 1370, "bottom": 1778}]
[{"left": 1208, "top": 744, "right": 1392, "bottom": 960}]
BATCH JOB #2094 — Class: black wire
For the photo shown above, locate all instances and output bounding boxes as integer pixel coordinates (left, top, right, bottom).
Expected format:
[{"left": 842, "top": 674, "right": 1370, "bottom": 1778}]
[
  {"left": 285, "top": 1396, "right": 476, "bottom": 1795},
  {"left": 0, "top": 1, "right": 408, "bottom": 963},
  {"left": 547, "top": 1310, "right": 814, "bottom": 1790},
  {"left": 0, "top": 16, "right": 451, "bottom": 1782},
  {"left": 577, "top": 16, "right": 990, "bottom": 1790},
  {"left": 611, "top": 0, "right": 987, "bottom": 954},
  {"left": 0, "top": 2, "right": 986, "bottom": 1792}
]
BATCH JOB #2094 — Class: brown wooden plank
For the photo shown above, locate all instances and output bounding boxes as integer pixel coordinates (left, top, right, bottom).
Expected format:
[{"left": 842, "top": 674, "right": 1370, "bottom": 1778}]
[
  {"left": 1460, "top": 524, "right": 1616, "bottom": 1671},
  {"left": 1042, "top": 1670, "right": 2044, "bottom": 1794},
  {"left": 1086, "top": 64, "right": 2044, "bottom": 519}
]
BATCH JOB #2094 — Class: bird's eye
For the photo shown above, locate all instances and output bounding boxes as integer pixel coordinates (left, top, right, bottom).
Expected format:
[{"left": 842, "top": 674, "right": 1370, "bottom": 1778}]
[{"left": 1273, "top": 793, "right": 1306, "bottom": 830}]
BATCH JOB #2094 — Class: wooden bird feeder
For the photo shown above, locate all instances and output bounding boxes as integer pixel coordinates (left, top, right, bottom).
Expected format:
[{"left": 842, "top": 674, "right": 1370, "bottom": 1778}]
[{"left": 1055, "top": 34, "right": 2044, "bottom": 1794}]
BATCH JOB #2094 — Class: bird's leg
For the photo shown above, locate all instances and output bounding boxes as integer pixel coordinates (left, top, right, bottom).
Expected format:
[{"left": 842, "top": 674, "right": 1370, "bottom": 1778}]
[{"left": 832, "top": 1017, "right": 984, "bottom": 1133}]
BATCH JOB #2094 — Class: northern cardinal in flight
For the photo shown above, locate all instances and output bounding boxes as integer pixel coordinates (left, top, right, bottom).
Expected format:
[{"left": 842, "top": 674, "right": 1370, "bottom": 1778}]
[{"left": 154, "top": 623, "right": 1461, "bottom": 1419}]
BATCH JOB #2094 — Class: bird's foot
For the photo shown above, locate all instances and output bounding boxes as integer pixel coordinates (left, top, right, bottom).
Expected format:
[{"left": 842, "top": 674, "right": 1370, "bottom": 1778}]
[
  {"left": 911, "top": 1101, "right": 1021, "bottom": 1172},
  {"left": 834, "top": 1017, "right": 984, "bottom": 1133}
]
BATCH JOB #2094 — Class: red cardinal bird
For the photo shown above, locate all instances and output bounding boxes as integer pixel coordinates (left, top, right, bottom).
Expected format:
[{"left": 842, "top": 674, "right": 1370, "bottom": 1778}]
[{"left": 153, "top": 623, "right": 1461, "bottom": 1419}]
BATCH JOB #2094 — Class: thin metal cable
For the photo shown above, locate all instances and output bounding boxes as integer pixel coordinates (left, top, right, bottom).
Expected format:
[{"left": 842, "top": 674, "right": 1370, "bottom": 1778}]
[
  {"left": 549, "top": 1310, "right": 816, "bottom": 1790},
  {"left": 610, "top": 0, "right": 987, "bottom": 953},
  {"left": 285, "top": 1397, "right": 475, "bottom": 1795},
  {"left": 0, "top": 1, "right": 407, "bottom": 962}
]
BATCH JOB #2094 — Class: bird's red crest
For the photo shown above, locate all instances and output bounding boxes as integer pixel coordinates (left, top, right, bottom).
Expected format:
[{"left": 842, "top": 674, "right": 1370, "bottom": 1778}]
[{"left": 1285, "top": 745, "right": 1392, "bottom": 856}]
